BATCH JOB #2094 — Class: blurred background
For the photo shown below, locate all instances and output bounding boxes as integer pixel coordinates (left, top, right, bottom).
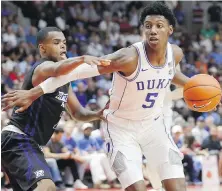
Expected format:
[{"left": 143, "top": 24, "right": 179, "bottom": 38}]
[{"left": 1, "top": 1, "right": 222, "bottom": 190}]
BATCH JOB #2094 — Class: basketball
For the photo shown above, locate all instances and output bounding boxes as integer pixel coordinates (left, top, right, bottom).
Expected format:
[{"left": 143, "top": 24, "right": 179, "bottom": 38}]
[{"left": 183, "top": 74, "right": 221, "bottom": 112}]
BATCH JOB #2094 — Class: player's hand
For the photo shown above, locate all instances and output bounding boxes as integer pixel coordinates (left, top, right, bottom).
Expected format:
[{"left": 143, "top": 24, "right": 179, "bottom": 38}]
[
  {"left": 97, "top": 100, "right": 110, "bottom": 121},
  {"left": 213, "top": 99, "right": 222, "bottom": 111},
  {"left": 83, "top": 55, "right": 111, "bottom": 66},
  {"left": 1, "top": 90, "right": 34, "bottom": 112}
]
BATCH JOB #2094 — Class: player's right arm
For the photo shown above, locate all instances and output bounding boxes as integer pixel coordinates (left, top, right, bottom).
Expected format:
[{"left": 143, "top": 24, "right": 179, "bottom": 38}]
[
  {"left": 2, "top": 47, "right": 137, "bottom": 112},
  {"left": 32, "top": 55, "right": 111, "bottom": 86}
]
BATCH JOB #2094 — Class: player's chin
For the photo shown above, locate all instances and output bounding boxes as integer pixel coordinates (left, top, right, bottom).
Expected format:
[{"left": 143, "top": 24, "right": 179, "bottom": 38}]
[
  {"left": 148, "top": 41, "right": 160, "bottom": 49},
  {"left": 59, "top": 55, "right": 67, "bottom": 60}
]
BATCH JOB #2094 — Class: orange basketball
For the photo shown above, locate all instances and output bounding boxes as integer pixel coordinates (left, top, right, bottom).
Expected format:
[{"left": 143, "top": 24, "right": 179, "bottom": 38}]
[{"left": 183, "top": 74, "right": 221, "bottom": 112}]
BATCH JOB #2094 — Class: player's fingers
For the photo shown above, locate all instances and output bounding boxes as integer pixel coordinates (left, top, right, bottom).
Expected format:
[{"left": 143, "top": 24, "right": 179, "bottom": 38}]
[
  {"left": 92, "top": 60, "right": 101, "bottom": 66},
  {"left": 1, "top": 92, "right": 16, "bottom": 99},
  {"left": 15, "top": 106, "right": 27, "bottom": 113},
  {"left": 2, "top": 102, "right": 15, "bottom": 111},
  {"left": 100, "top": 60, "right": 111, "bottom": 66},
  {"left": 1, "top": 96, "right": 17, "bottom": 103},
  {"left": 100, "top": 59, "right": 111, "bottom": 65},
  {"left": 100, "top": 115, "right": 107, "bottom": 122}
]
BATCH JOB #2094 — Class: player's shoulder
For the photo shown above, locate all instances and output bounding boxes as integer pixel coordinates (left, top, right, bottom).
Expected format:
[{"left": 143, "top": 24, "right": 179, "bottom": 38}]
[{"left": 171, "top": 44, "right": 184, "bottom": 64}]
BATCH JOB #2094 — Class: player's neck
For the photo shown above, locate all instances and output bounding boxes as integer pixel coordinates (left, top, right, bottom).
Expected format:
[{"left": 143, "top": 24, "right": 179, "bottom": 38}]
[{"left": 146, "top": 42, "right": 167, "bottom": 65}]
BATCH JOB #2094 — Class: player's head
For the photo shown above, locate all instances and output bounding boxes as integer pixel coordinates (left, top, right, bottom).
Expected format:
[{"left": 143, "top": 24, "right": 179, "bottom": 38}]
[
  {"left": 140, "top": 2, "right": 176, "bottom": 49},
  {"left": 37, "top": 27, "right": 67, "bottom": 62}
]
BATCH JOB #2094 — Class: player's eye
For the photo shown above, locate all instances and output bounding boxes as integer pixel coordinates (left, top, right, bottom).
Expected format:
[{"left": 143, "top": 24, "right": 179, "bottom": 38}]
[
  {"left": 54, "top": 42, "right": 59, "bottom": 44},
  {"left": 157, "top": 24, "right": 163, "bottom": 28},
  {"left": 145, "top": 25, "right": 151, "bottom": 29}
]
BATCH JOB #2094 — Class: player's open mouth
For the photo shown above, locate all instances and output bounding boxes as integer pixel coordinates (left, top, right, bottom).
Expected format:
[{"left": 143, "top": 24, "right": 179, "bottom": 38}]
[
  {"left": 60, "top": 52, "right": 66, "bottom": 56},
  {"left": 149, "top": 37, "right": 158, "bottom": 43}
]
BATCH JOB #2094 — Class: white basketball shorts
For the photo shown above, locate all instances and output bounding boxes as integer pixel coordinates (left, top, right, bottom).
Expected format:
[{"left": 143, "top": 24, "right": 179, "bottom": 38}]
[{"left": 102, "top": 113, "right": 185, "bottom": 189}]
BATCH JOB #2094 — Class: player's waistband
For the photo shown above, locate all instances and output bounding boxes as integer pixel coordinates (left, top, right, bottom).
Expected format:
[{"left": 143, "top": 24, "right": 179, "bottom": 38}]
[{"left": 2, "top": 125, "right": 26, "bottom": 135}]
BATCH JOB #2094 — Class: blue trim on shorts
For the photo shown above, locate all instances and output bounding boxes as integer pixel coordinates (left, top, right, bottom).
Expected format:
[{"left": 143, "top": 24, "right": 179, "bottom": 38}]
[{"left": 105, "top": 80, "right": 128, "bottom": 158}]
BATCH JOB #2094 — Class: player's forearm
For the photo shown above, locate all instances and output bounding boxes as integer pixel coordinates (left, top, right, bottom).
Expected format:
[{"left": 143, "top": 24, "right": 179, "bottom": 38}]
[
  {"left": 28, "top": 86, "right": 44, "bottom": 102},
  {"left": 39, "top": 64, "right": 100, "bottom": 94},
  {"left": 54, "top": 56, "right": 84, "bottom": 76},
  {"left": 172, "top": 72, "right": 189, "bottom": 87},
  {"left": 72, "top": 107, "right": 100, "bottom": 122}
]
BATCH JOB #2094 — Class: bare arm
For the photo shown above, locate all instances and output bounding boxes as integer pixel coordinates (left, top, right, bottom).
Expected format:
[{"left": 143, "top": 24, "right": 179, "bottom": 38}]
[
  {"left": 171, "top": 44, "right": 190, "bottom": 87},
  {"left": 170, "top": 64, "right": 184, "bottom": 100},
  {"left": 66, "top": 86, "right": 104, "bottom": 122},
  {"left": 32, "top": 55, "right": 110, "bottom": 86}
]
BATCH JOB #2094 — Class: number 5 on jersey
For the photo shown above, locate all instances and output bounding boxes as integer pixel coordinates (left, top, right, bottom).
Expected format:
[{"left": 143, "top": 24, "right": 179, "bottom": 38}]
[{"left": 142, "top": 93, "right": 158, "bottom": 108}]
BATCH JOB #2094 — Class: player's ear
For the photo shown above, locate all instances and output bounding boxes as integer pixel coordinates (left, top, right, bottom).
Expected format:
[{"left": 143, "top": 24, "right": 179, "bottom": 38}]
[
  {"left": 169, "top": 25, "right": 173, "bottom": 36},
  {"left": 39, "top": 44, "right": 46, "bottom": 53}
]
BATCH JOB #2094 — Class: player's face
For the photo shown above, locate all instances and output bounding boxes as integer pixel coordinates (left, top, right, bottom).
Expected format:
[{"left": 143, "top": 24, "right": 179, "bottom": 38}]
[
  {"left": 41, "top": 31, "right": 67, "bottom": 62},
  {"left": 142, "top": 15, "right": 173, "bottom": 49}
]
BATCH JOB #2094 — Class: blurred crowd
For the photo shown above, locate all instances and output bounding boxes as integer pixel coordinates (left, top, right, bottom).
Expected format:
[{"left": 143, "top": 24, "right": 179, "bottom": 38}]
[{"left": 1, "top": 1, "right": 222, "bottom": 189}]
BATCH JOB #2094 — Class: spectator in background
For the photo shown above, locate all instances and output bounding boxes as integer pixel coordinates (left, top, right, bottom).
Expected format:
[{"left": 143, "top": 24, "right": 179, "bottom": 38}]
[
  {"left": 77, "top": 123, "right": 120, "bottom": 189},
  {"left": 44, "top": 128, "right": 88, "bottom": 189},
  {"left": 208, "top": 46, "right": 222, "bottom": 66},
  {"left": 2, "top": 25, "right": 17, "bottom": 47},
  {"left": 129, "top": 6, "right": 139, "bottom": 27},
  {"left": 85, "top": 78, "right": 97, "bottom": 101},
  {"left": 87, "top": 33, "right": 104, "bottom": 56},
  {"left": 110, "top": 25, "right": 121, "bottom": 47},
  {"left": 26, "top": 26, "right": 37, "bottom": 46},
  {"left": 67, "top": 44, "right": 78, "bottom": 58},
  {"left": 207, "top": 2, "right": 221, "bottom": 24},
  {"left": 17, "top": 54, "right": 33, "bottom": 76},
  {"left": 192, "top": 116, "right": 209, "bottom": 146},
  {"left": 172, "top": 125, "right": 184, "bottom": 148},
  {"left": 201, "top": 24, "right": 216, "bottom": 39},
  {"left": 99, "top": 11, "right": 119, "bottom": 36},
  {"left": 201, "top": 127, "right": 222, "bottom": 153},
  {"left": 45, "top": 158, "right": 66, "bottom": 189},
  {"left": 173, "top": 2, "right": 185, "bottom": 25},
  {"left": 192, "top": 2, "right": 204, "bottom": 25},
  {"left": 75, "top": 81, "right": 88, "bottom": 107}
]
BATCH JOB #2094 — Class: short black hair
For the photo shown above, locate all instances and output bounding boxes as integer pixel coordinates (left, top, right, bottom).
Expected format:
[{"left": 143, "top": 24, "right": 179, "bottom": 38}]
[
  {"left": 36, "top": 27, "right": 62, "bottom": 46},
  {"left": 54, "top": 127, "right": 64, "bottom": 134},
  {"left": 140, "top": 2, "right": 176, "bottom": 27}
]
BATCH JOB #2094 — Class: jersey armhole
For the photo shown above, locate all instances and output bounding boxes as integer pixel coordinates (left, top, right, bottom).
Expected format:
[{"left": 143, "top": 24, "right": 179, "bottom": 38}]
[{"left": 116, "top": 45, "right": 141, "bottom": 82}]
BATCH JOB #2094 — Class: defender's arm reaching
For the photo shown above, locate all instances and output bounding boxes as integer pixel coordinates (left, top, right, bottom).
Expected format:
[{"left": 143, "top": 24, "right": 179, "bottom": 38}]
[{"left": 2, "top": 47, "right": 137, "bottom": 112}]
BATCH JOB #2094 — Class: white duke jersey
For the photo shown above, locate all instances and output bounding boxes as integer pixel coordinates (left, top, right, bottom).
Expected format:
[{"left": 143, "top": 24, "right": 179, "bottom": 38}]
[{"left": 104, "top": 41, "right": 176, "bottom": 121}]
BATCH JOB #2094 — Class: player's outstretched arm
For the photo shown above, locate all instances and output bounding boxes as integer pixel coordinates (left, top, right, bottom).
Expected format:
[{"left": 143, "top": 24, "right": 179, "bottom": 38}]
[
  {"left": 2, "top": 47, "right": 136, "bottom": 112},
  {"left": 32, "top": 55, "right": 111, "bottom": 86}
]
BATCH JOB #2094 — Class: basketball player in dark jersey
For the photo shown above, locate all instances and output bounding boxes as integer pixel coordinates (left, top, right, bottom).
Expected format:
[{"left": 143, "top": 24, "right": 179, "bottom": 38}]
[{"left": 1, "top": 27, "right": 110, "bottom": 191}]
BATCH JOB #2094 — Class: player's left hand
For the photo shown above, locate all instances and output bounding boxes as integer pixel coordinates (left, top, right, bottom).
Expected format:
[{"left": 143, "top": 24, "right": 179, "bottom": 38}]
[
  {"left": 97, "top": 100, "right": 110, "bottom": 121},
  {"left": 1, "top": 90, "right": 33, "bottom": 112}
]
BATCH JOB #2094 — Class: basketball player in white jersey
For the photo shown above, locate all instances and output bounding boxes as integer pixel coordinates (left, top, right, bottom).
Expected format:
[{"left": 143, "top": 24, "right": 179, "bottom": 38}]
[{"left": 2, "top": 2, "right": 190, "bottom": 191}]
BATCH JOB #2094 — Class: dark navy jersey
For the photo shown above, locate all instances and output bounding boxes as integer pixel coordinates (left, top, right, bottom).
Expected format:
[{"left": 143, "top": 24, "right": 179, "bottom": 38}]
[{"left": 9, "top": 58, "right": 70, "bottom": 145}]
